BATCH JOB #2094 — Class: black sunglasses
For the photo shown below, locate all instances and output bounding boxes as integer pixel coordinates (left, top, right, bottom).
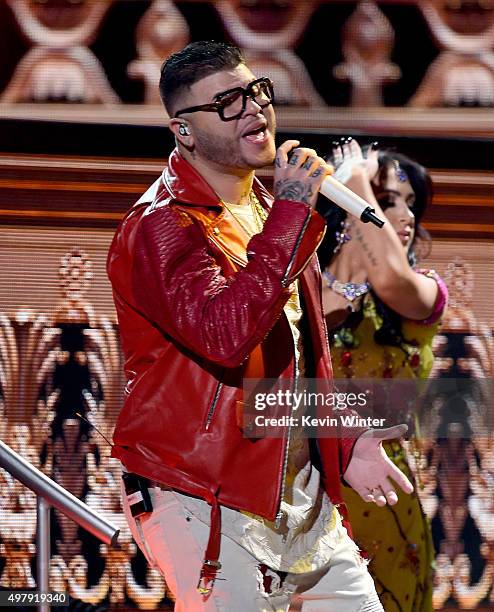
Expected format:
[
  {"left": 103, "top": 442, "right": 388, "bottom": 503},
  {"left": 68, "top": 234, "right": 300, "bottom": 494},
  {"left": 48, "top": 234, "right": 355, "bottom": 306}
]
[{"left": 174, "top": 77, "right": 274, "bottom": 122}]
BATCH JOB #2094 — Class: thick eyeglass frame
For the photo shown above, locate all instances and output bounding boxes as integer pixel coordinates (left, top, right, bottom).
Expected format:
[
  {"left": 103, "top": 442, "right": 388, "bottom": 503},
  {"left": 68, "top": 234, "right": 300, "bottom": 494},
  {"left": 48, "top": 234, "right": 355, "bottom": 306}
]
[{"left": 173, "top": 77, "right": 274, "bottom": 121}]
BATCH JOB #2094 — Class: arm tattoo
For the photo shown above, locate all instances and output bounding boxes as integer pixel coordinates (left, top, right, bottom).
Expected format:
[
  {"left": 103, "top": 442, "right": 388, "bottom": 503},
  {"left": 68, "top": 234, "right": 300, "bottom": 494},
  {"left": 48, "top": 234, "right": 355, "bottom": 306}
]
[
  {"left": 274, "top": 179, "right": 312, "bottom": 204},
  {"left": 355, "top": 226, "right": 378, "bottom": 267}
]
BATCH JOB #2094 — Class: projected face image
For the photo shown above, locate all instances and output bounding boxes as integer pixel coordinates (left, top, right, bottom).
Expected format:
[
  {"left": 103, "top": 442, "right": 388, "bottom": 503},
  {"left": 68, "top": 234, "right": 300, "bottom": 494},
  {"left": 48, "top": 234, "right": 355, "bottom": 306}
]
[
  {"left": 224, "top": 0, "right": 300, "bottom": 32},
  {"left": 29, "top": 0, "right": 93, "bottom": 29},
  {"left": 432, "top": 0, "right": 494, "bottom": 34}
]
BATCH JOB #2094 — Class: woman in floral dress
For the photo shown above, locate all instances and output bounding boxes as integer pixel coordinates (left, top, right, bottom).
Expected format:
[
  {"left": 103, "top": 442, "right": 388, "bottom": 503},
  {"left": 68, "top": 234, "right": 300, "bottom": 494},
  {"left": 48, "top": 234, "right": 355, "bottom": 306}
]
[{"left": 318, "top": 141, "right": 448, "bottom": 612}]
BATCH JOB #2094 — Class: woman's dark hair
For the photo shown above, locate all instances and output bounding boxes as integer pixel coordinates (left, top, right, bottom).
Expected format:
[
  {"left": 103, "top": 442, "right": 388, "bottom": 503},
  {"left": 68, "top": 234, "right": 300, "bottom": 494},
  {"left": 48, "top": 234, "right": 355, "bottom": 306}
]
[
  {"left": 159, "top": 41, "right": 244, "bottom": 116},
  {"left": 317, "top": 149, "right": 433, "bottom": 350},
  {"left": 318, "top": 150, "right": 432, "bottom": 269}
]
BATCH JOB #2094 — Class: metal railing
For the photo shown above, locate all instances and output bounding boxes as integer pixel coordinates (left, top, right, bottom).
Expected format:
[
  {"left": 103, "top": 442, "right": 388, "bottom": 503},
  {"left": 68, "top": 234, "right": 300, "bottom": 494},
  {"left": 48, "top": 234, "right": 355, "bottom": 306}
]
[{"left": 0, "top": 439, "right": 120, "bottom": 611}]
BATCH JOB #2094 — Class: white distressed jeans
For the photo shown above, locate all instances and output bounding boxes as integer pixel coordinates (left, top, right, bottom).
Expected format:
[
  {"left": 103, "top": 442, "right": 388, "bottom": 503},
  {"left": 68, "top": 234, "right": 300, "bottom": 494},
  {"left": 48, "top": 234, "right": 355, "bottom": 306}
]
[{"left": 122, "top": 485, "right": 383, "bottom": 612}]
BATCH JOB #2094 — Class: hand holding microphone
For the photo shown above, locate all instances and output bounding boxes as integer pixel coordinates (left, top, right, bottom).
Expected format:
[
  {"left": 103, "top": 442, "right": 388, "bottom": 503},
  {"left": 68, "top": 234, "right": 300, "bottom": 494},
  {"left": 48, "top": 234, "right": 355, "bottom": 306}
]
[
  {"left": 273, "top": 140, "right": 333, "bottom": 209},
  {"left": 274, "top": 140, "right": 385, "bottom": 228}
]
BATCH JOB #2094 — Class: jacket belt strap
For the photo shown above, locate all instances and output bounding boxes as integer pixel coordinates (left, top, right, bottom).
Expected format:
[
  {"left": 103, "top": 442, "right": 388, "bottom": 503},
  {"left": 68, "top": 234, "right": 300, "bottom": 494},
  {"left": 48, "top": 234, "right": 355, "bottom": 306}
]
[{"left": 197, "top": 496, "right": 222, "bottom": 595}]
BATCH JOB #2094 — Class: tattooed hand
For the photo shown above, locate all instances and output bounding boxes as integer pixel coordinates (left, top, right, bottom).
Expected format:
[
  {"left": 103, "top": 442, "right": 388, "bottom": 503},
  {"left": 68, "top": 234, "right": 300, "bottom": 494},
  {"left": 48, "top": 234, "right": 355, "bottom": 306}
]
[{"left": 273, "top": 140, "right": 333, "bottom": 208}]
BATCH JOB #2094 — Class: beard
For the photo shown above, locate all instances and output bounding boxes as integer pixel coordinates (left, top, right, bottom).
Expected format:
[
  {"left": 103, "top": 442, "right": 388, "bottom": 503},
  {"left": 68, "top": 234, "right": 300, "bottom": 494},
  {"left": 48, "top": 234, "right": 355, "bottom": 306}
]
[{"left": 192, "top": 123, "right": 276, "bottom": 171}]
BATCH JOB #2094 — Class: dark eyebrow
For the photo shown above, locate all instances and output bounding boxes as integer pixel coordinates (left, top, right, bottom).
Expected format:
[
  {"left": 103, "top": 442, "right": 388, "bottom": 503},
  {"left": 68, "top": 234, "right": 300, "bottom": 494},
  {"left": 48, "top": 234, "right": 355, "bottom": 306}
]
[
  {"left": 379, "top": 189, "right": 401, "bottom": 197},
  {"left": 379, "top": 189, "right": 415, "bottom": 203}
]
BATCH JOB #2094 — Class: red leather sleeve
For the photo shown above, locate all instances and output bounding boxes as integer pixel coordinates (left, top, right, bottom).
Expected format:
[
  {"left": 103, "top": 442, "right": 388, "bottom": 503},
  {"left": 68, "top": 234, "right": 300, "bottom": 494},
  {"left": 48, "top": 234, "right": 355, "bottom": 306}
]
[
  {"left": 130, "top": 199, "right": 325, "bottom": 368},
  {"left": 339, "top": 429, "right": 367, "bottom": 476}
]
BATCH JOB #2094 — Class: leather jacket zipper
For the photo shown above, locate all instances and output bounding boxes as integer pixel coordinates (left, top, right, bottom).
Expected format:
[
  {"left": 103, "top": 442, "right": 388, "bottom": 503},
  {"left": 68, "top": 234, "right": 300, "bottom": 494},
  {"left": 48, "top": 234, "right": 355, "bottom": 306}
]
[
  {"left": 281, "top": 208, "right": 312, "bottom": 287},
  {"left": 204, "top": 381, "right": 223, "bottom": 431},
  {"left": 275, "top": 313, "right": 298, "bottom": 528},
  {"left": 275, "top": 211, "right": 324, "bottom": 528}
]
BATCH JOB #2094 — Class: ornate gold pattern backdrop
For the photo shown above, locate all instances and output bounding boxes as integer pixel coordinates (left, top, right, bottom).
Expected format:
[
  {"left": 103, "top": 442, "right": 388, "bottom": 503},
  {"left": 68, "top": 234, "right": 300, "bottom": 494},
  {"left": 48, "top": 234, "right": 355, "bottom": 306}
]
[
  {"left": 0, "top": 156, "right": 493, "bottom": 608},
  {"left": 0, "top": 229, "right": 170, "bottom": 608},
  {"left": 0, "top": 1, "right": 493, "bottom": 604}
]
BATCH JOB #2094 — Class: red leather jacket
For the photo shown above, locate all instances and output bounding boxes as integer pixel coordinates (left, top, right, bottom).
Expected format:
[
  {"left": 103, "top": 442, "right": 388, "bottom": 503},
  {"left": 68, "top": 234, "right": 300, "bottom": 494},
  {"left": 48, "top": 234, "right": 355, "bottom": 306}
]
[{"left": 107, "top": 149, "right": 362, "bottom": 574}]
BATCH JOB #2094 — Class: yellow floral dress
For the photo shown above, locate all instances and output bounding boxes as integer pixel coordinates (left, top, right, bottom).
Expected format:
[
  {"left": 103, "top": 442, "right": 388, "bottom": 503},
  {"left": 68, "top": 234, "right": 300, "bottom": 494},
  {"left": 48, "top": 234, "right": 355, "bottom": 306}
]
[{"left": 328, "top": 269, "right": 447, "bottom": 612}]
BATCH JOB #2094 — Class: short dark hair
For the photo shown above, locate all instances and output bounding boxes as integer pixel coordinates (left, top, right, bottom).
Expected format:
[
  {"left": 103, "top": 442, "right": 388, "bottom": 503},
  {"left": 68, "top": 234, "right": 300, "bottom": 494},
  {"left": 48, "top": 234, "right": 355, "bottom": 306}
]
[{"left": 159, "top": 41, "right": 245, "bottom": 116}]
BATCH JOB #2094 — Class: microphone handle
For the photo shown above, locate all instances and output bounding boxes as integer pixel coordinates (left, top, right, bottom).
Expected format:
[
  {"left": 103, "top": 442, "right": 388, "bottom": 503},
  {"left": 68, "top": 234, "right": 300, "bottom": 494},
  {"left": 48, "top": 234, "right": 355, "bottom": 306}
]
[{"left": 320, "top": 176, "right": 385, "bottom": 228}]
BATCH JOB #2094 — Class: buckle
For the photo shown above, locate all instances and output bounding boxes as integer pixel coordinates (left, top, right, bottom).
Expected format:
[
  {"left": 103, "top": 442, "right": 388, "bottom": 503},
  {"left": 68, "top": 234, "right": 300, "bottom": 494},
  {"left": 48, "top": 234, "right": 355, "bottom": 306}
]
[{"left": 196, "top": 559, "right": 222, "bottom": 595}]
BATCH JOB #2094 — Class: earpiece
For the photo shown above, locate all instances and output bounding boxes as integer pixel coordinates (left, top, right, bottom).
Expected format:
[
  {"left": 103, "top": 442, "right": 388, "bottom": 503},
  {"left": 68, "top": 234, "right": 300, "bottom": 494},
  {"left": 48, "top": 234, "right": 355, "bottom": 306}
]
[{"left": 179, "top": 124, "right": 190, "bottom": 136}]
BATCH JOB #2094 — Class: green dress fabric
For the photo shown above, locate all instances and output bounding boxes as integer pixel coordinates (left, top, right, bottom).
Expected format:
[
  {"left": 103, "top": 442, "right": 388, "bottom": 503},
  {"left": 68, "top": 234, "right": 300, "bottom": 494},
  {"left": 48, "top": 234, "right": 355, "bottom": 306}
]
[{"left": 328, "top": 270, "right": 446, "bottom": 612}]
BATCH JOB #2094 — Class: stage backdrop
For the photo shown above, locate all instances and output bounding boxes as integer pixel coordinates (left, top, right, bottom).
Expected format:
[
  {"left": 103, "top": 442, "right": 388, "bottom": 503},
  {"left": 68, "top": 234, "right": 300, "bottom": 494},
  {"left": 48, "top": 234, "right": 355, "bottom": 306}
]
[
  {"left": 0, "top": 122, "right": 493, "bottom": 610},
  {"left": 1, "top": 1, "right": 493, "bottom": 609}
]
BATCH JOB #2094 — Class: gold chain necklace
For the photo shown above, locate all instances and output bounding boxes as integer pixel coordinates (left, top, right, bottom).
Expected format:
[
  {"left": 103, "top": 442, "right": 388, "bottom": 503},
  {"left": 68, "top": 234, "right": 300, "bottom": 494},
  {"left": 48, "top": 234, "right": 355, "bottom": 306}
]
[
  {"left": 251, "top": 192, "right": 268, "bottom": 225},
  {"left": 222, "top": 192, "right": 268, "bottom": 237}
]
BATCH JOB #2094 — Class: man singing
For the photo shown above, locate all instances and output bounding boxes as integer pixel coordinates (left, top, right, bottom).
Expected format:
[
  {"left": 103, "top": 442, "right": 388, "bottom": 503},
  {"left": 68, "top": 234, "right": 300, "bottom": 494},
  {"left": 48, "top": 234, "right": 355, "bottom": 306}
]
[{"left": 107, "top": 41, "right": 413, "bottom": 611}]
